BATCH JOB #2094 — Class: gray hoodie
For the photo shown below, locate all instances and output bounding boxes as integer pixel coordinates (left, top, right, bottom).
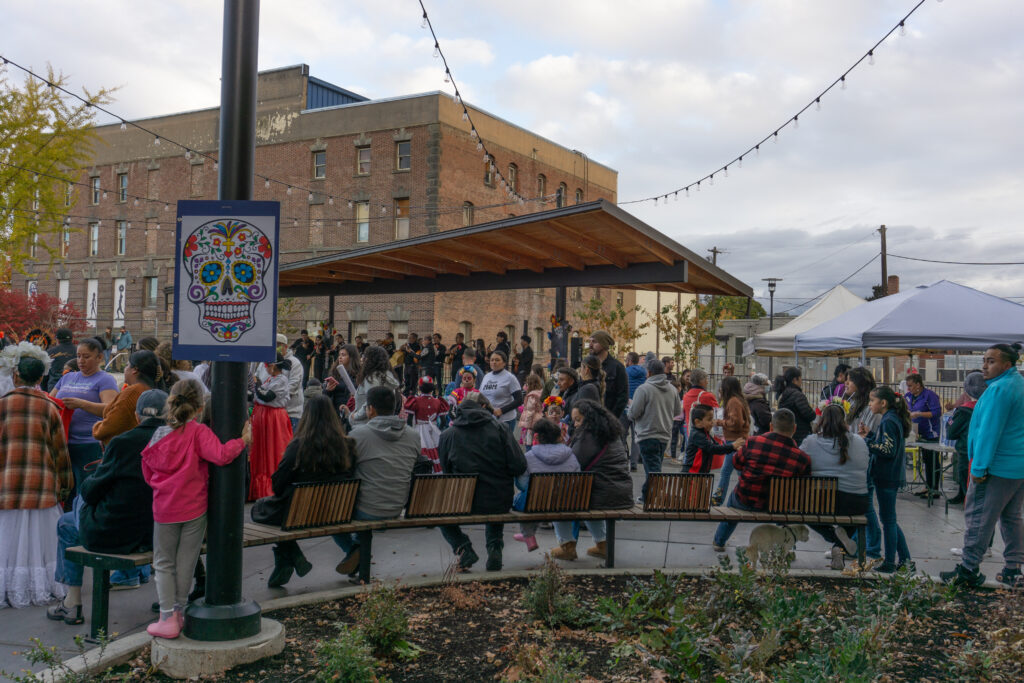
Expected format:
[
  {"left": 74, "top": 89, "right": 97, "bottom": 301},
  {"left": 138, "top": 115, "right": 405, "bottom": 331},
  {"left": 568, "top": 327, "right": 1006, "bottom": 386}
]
[
  {"left": 627, "top": 373, "right": 682, "bottom": 442},
  {"left": 348, "top": 414, "right": 420, "bottom": 518}
]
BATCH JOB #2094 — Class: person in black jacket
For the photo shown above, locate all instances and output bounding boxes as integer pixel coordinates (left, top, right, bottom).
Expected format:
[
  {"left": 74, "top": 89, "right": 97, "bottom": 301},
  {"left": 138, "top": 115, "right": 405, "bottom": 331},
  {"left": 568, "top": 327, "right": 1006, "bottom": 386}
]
[
  {"left": 516, "top": 335, "right": 534, "bottom": 385},
  {"left": 684, "top": 404, "right": 744, "bottom": 474},
  {"left": 438, "top": 396, "right": 527, "bottom": 572},
  {"left": 44, "top": 328, "right": 77, "bottom": 392},
  {"left": 589, "top": 331, "right": 627, "bottom": 420},
  {"left": 744, "top": 374, "right": 773, "bottom": 435},
  {"left": 945, "top": 371, "right": 987, "bottom": 505},
  {"left": 50, "top": 389, "right": 165, "bottom": 626},
  {"left": 256, "top": 394, "right": 356, "bottom": 587},
  {"left": 774, "top": 367, "right": 816, "bottom": 444}
]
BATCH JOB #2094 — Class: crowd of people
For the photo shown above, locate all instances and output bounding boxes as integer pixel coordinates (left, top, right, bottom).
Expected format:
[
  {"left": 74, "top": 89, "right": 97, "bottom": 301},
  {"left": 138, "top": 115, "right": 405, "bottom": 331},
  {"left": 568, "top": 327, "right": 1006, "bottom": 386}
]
[{"left": 1, "top": 324, "right": 1021, "bottom": 641}]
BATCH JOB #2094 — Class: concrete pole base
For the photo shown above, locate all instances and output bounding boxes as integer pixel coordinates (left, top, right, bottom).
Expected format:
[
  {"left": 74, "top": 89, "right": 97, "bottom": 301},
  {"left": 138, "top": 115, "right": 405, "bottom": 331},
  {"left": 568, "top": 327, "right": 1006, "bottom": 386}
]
[{"left": 151, "top": 618, "right": 285, "bottom": 680}]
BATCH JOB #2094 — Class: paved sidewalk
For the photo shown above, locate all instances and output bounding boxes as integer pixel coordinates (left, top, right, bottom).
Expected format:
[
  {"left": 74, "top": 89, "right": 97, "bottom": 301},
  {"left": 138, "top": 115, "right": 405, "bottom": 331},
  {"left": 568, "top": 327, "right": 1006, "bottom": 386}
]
[{"left": 0, "top": 461, "right": 1006, "bottom": 676}]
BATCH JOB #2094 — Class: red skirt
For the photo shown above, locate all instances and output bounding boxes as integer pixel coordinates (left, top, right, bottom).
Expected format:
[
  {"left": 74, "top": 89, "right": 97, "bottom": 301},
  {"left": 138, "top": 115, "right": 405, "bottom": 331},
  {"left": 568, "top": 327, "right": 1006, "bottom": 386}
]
[{"left": 249, "top": 404, "right": 292, "bottom": 501}]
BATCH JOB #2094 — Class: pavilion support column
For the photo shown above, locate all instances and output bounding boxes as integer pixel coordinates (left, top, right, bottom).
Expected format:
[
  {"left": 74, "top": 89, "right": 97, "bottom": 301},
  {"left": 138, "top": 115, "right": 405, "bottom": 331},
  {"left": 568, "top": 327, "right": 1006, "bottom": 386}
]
[
  {"left": 328, "top": 295, "right": 335, "bottom": 332},
  {"left": 552, "top": 286, "right": 568, "bottom": 362}
]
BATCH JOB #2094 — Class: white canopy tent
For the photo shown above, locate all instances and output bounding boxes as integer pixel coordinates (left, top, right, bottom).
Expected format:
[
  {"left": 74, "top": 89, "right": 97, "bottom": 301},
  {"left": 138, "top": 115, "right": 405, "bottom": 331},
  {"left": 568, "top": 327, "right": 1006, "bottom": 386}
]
[
  {"left": 793, "top": 280, "right": 1024, "bottom": 360},
  {"left": 742, "top": 285, "right": 866, "bottom": 357}
]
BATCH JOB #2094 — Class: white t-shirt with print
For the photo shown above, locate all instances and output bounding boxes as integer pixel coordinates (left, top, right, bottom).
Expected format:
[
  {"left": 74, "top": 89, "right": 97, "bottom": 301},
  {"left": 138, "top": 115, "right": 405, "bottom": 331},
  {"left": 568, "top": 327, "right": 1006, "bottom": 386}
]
[{"left": 480, "top": 370, "right": 522, "bottom": 422}]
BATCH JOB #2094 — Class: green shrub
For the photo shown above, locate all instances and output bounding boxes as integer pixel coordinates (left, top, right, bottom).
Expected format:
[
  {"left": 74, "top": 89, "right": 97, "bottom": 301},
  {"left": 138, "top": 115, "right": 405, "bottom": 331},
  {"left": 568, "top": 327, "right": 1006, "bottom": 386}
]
[
  {"left": 316, "top": 626, "right": 386, "bottom": 683},
  {"left": 355, "top": 583, "right": 411, "bottom": 658},
  {"left": 502, "top": 643, "right": 587, "bottom": 683}
]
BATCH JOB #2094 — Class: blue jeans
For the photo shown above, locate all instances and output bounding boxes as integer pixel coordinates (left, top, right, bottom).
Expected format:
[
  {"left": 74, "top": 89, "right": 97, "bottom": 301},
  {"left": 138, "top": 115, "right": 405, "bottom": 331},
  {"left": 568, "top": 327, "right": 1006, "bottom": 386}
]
[
  {"left": 875, "top": 485, "right": 911, "bottom": 566},
  {"left": 554, "top": 520, "right": 606, "bottom": 544},
  {"left": 67, "top": 442, "right": 102, "bottom": 503},
  {"left": 55, "top": 496, "right": 85, "bottom": 587},
  {"left": 669, "top": 421, "right": 684, "bottom": 458},
  {"left": 111, "top": 565, "right": 151, "bottom": 586},
  {"left": 713, "top": 491, "right": 761, "bottom": 547},
  {"left": 637, "top": 438, "right": 666, "bottom": 501},
  {"left": 717, "top": 451, "right": 736, "bottom": 493},
  {"left": 332, "top": 510, "right": 389, "bottom": 554}
]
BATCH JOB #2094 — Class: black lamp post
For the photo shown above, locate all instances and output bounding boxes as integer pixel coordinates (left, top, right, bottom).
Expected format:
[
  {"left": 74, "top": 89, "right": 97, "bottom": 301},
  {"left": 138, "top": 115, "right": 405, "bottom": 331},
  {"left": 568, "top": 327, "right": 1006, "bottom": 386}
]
[{"left": 762, "top": 278, "right": 782, "bottom": 381}]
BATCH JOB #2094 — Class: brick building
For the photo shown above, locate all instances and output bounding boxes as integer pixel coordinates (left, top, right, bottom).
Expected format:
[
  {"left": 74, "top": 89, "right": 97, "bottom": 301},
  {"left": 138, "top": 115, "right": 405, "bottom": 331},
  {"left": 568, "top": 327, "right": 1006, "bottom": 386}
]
[{"left": 16, "top": 64, "right": 621, "bottom": 354}]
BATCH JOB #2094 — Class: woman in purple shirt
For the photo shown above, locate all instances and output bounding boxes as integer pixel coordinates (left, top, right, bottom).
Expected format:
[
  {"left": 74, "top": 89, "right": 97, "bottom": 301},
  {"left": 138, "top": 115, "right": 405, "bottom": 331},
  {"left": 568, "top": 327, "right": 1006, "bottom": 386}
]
[
  {"left": 904, "top": 372, "right": 942, "bottom": 496},
  {"left": 51, "top": 338, "right": 119, "bottom": 500}
]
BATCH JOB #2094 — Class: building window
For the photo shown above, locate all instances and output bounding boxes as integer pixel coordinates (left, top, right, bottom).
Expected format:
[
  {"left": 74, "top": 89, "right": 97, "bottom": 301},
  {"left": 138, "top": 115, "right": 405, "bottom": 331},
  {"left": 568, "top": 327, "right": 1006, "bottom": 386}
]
[
  {"left": 394, "top": 198, "right": 409, "bottom": 239},
  {"left": 483, "top": 155, "right": 494, "bottom": 186},
  {"left": 65, "top": 183, "right": 73, "bottom": 207},
  {"left": 557, "top": 182, "right": 567, "bottom": 207},
  {"left": 616, "top": 291, "right": 624, "bottom": 307},
  {"left": 534, "top": 327, "right": 545, "bottom": 353},
  {"left": 61, "top": 227, "right": 70, "bottom": 257},
  {"left": 350, "top": 320, "right": 368, "bottom": 340},
  {"left": 312, "top": 151, "right": 326, "bottom": 179},
  {"left": 459, "top": 321, "right": 473, "bottom": 341},
  {"left": 462, "top": 201, "right": 474, "bottom": 227},
  {"left": 507, "top": 163, "right": 518, "bottom": 192},
  {"left": 356, "top": 147, "right": 370, "bottom": 175},
  {"left": 537, "top": 174, "right": 546, "bottom": 199},
  {"left": 390, "top": 320, "right": 409, "bottom": 342},
  {"left": 91, "top": 177, "right": 101, "bottom": 205},
  {"left": 117, "top": 173, "right": 128, "bottom": 202},
  {"left": 144, "top": 276, "right": 158, "bottom": 307},
  {"left": 29, "top": 234, "right": 38, "bottom": 259},
  {"left": 89, "top": 222, "right": 99, "bottom": 256},
  {"left": 116, "top": 220, "right": 127, "bottom": 255},
  {"left": 395, "top": 141, "right": 411, "bottom": 171},
  {"left": 355, "top": 201, "right": 369, "bottom": 243},
  {"left": 575, "top": 188, "right": 583, "bottom": 204}
]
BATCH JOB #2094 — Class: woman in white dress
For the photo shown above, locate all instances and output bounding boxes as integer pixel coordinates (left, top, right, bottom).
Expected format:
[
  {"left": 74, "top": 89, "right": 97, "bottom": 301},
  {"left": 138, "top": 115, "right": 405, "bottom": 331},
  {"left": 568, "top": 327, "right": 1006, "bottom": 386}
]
[{"left": 0, "top": 344, "right": 73, "bottom": 608}]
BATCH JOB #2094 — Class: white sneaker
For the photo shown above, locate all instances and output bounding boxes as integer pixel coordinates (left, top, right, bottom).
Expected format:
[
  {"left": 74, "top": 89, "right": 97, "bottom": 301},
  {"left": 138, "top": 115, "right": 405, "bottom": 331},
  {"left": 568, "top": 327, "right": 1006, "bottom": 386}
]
[{"left": 951, "top": 547, "right": 994, "bottom": 558}]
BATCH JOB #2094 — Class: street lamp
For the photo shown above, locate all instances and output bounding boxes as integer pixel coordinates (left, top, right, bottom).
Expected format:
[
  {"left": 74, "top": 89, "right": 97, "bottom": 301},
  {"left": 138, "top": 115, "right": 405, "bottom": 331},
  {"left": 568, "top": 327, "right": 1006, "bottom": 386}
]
[{"left": 762, "top": 278, "right": 782, "bottom": 381}]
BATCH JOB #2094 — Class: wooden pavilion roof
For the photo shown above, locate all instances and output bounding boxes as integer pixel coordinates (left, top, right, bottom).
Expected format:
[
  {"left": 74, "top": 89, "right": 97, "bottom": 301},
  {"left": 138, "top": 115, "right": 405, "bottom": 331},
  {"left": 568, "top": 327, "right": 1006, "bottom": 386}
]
[{"left": 278, "top": 199, "right": 752, "bottom": 297}]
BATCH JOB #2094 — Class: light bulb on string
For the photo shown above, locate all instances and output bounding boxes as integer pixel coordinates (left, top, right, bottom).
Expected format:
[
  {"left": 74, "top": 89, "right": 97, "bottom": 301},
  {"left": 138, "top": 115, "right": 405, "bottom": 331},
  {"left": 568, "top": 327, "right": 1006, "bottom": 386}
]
[
  {"left": 164, "top": 203, "right": 169, "bottom": 212},
  {"left": 476, "top": 141, "right": 483, "bottom": 152},
  {"left": 286, "top": 186, "right": 292, "bottom": 195},
  {"left": 328, "top": 197, "right": 334, "bottom": 206},
  {"left": 153, "top": 136, "right": 160, "bottom": 146},
  {"left": 433, "top": 43, "right": 440, "bottom": 58},
  {"left": 133, "top": 198, "right": 139, "bottom": 207},
  {"left": 841, "top": 76, "right": 847, "bottom": 90},
  {"left": 685, "top": 187, "right": 690, "bottom": 197},
  {"left": 120, "top": 121, "right": 127, "bottom": 131},
  {"left": 308, "top": 193, "right": 314, "bottom": 201},
  {"left": 336, "top": 220, "right": 341, "bottom": 228},
  {"left": 815, "top": 98, "right": 821, "bottom": 111},
  {"left": 102, "top": 191, "right": 107, "bottom": 200},
  {"left": 264, "top": 178, "right": 270, "bottom": 189},
  {"left": 724, "top": 166, "right": 729, "bottom": 178},
  {"left": 420, "top": 12, "right": 427, "bottom": 28},
  {"left": 674, "top": 192, "right": 679, "bottom": 202},
  {"left": 793, "top": 115, "right": 799, "bottom": 130},
  {"left": 772, "top": 131, "right": 779, "bottom": 143},
  {"left": 347, "top": 201, "right": 353, "bottom": 208},
  {"left": 214, "top": 161, "right": 218, "bottom": 171},
  {"left": 653, "top": 197, "right": 658, "bottom": 206},
  {"left": 444, "top": 70, "right": 450, "bottom": 84},
  {"left": 184, "top": 150, "right": 191, "bottom": 160},
  {"left": 380, "top": 206, "right": 387, "bottom": 215},
  {"left": 868, "top": 50, "right": 875, "bottom": 66},
  {"left": 899, "top": 22, "right": 906, "bottom": 37},
  {"left": 470, "top": 128, "right": 477, "bottom": 139},
  {"left": 462, "top": 110, "right": 468, "bottom": 122},
  {"left": 709, "top": 174, "right": 714, "bottom": 186},
  {"left": 292, "top": 219, "right": 297, "bottom": 227},
  {"left": 755, "top": 145, "right": 760, "bottom": 156},
  {"left": 738, "top": 156, "right": 743, "bottom": 168}
]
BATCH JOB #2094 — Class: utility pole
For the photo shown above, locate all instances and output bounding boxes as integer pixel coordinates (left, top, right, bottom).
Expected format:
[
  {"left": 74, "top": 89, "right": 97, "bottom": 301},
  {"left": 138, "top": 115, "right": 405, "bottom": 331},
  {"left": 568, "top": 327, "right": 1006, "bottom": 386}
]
[
  {"left": 878, "top": 224, "right": 888, "bottom": 295},
  {"left": 878, "top": 224, "right": 889, "bottom": 381},
  {"left": 706, "top": 247, "right": 727, "bottom": 372}
]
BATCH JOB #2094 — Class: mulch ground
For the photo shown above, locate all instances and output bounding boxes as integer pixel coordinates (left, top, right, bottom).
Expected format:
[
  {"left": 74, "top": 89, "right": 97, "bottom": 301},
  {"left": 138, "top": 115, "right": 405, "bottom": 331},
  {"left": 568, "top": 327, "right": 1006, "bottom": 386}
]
[{"left": 106, "top": 574, "right": 1023, "bottom": 682}]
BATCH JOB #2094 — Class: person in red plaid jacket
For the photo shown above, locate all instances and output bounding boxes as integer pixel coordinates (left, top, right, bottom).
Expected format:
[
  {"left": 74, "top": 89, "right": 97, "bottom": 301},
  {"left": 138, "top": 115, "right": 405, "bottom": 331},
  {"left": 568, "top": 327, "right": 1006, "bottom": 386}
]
[{"left": 712, "top": 408, "right": 811, "bottom": 551}]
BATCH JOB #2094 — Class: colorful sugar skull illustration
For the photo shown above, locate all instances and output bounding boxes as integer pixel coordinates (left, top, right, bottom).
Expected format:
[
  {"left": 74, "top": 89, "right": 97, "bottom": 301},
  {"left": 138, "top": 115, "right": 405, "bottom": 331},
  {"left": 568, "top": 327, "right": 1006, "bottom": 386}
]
[{"left": 183, "top": 219, "right": 273, "bottom": 342}]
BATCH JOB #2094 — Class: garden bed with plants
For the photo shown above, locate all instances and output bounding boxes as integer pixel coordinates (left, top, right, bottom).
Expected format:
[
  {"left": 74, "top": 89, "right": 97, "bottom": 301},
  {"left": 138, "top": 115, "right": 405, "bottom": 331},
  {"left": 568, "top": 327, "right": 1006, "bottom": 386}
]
[{"left": 12, "top": 550, "right": 1024, "bottom": 682}]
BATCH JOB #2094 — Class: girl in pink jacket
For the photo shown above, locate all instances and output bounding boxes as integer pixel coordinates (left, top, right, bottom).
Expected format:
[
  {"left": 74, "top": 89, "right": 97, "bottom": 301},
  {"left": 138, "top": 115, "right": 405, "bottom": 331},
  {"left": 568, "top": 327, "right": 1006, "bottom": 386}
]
[{"left": 141, "top": 379, "right": 250, "bottom": 639}]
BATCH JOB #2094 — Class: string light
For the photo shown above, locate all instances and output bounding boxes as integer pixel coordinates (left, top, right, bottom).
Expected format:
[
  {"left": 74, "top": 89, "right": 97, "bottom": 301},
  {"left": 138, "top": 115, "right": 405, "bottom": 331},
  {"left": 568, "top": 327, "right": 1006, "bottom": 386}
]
[
  {"left": 286, "top": 186, "right": 292, "bottom": 195},
  {"left": 119, "top": 121, "right": 126, "bottom": 131},
  {"left": 153, "top": 135, "right": 160, "bottom": 146},
  {"left": 264, "top": 178, "right": 270, "bottom": 189},
  {"left": 618, "top": 0, "right": 929, "bottom": 206}
]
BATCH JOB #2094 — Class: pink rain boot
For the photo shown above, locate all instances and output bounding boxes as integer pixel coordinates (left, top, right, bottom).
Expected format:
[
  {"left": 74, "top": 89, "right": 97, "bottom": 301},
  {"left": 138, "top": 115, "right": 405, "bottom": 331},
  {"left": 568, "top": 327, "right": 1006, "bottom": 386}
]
[
  {"left": 147, "top": 612, "right": 182, "bottom": 639},
  {"left": 513, "top": 533, "right": 539, "bottom": 552}
]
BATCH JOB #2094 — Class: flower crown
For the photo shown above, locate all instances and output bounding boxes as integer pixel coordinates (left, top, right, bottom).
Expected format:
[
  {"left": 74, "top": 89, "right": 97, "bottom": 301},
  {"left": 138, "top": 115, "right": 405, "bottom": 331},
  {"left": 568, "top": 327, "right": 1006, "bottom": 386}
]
[
  {"left": 816, "top": 397, "right": 850, "bottom": 414},
  {"left": 543, "top": 395, "right": 564, "bottom": 408}
]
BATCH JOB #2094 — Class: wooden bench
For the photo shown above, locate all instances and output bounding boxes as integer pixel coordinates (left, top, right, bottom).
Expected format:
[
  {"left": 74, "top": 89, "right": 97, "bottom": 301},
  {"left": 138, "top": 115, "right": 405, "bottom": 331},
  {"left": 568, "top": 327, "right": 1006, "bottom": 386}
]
[{"left": 66, "top": 473, "right": 866, "bottom": 640}]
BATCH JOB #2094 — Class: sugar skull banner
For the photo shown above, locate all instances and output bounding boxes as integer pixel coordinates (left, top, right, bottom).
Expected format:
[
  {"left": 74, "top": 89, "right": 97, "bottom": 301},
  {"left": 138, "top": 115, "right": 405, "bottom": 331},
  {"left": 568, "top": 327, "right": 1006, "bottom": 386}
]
[{"left": 173, "top": 200, "right": 280, "bottom": 362}]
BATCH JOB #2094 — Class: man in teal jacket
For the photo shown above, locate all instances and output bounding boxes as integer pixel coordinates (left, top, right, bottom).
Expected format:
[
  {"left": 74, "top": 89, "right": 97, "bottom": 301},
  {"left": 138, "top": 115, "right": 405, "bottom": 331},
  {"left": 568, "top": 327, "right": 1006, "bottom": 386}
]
[{"left": 942, "top": 343, "right": 1024, "bottom": 588}]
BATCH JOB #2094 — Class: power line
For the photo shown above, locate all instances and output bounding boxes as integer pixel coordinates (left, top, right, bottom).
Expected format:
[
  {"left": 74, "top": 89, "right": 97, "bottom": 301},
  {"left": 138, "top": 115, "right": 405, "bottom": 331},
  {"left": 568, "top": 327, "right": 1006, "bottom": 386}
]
[
  {"left": 619, "top": 0, "right": 931, "bottom": 206},
  {"left": 889, "top": 253, "right": 1024, "bottom": 266},
  {"left": 773, "top": 253, "right": 880, "bottom": 315},
  {"left": 779, "top": 229, "right": 879, "bottom": 278}
]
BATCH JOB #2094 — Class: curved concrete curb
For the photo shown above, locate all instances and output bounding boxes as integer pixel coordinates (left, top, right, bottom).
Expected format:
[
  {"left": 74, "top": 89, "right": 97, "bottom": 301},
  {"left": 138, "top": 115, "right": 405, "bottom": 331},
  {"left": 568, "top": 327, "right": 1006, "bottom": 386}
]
[{"left": 50, "top": 565, "right": 973, "bottom": 679}]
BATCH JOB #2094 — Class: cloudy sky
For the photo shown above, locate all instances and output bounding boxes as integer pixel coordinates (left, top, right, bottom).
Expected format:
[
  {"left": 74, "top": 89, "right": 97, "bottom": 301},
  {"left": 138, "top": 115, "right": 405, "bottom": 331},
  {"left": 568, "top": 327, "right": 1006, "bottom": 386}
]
[{"left": 3, "top": 0, "right": 1022, "bottom": 309}]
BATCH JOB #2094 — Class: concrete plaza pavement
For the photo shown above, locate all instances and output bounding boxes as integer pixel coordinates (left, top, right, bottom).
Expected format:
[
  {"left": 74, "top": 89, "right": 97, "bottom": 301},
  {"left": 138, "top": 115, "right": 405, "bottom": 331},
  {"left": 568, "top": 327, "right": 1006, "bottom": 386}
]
[{"left": 0, "top": 460, "right": 1008, "bottom": 676}]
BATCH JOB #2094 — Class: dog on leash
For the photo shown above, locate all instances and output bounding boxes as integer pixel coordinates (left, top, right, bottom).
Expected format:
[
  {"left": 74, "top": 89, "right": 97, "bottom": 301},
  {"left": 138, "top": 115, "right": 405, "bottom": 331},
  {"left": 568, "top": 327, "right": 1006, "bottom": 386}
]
[{"left": 745, "top": 524, "right": 809, "bottom": 570}]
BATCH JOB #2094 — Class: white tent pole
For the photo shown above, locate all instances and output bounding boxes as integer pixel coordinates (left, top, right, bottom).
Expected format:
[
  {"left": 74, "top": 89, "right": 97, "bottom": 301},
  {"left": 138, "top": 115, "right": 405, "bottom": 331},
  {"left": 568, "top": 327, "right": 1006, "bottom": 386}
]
[{"left": 860, "top": 348, "right": 866, "bottom": 367}]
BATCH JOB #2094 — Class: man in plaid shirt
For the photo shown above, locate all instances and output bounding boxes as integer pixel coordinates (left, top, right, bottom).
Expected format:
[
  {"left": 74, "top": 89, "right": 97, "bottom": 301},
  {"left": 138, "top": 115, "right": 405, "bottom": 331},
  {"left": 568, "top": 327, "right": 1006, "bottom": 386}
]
[{"left": 712, "top": 408, "right": 811, "bottom": 551}]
